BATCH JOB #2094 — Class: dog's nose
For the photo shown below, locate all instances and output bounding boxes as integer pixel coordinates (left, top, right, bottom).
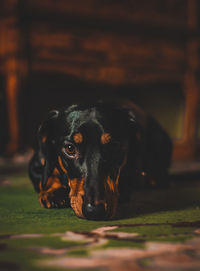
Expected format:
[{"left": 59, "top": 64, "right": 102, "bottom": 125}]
[{"left": 82, "top": 203, "right": 106, "bottom": 220}]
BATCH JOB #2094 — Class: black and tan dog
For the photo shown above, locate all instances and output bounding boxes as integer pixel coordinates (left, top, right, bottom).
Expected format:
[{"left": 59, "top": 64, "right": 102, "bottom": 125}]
[{"left": 29, "top": 99, "right": 172, "bottom": 220}]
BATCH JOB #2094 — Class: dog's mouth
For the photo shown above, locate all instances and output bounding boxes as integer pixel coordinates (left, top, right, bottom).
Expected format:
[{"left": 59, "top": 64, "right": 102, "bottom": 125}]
[{"left": 68, "top": 175, "right": 120, "bottom": 220}]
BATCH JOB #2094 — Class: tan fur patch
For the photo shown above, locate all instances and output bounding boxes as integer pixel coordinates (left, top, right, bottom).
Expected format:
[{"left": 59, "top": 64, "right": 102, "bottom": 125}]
[
  {"left": 42, "top": 135, "right": 47, "bottom": 143},
  {"left": 58, "top": 156, "right": 68, "bottom": 174},
  {"left": 68, "top": 178, "right": 85, "bottom": 218},
  {"left": 39, "top": 167, "right": 67, "bottom": 208},
  {"left": 44, "top": 168, "right": 60, "bottom": 190},
  {"left": 73, "top": 133, "right": 83, "bottom": 144},
  {"left": 105, "top": 176, "right": 119, "bottom": 194},
  {"left": 104, "top": 175, "right": 120, "bottom": 218},
  {"left": 40, "top": 157, "right": 45, "bottom": 166},
  {"left": 101, "top": 133, "right": 111, "bottom": 144}
]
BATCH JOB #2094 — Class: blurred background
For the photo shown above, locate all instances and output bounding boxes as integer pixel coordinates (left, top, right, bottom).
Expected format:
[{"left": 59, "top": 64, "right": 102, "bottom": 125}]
[{"left": 0, "top": 0, "right": 200, "bottom": 173}]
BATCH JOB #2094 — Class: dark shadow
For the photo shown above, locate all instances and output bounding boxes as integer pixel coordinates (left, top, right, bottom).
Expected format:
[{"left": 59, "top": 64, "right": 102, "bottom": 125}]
[{"left": 116, "top": 177, "right": 200, "bottom": 220}]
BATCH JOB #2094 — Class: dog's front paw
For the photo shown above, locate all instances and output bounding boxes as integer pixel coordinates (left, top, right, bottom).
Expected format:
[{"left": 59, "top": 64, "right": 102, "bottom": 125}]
[{"left": 39, "top": 187, "right": 69, "bottom": 208}]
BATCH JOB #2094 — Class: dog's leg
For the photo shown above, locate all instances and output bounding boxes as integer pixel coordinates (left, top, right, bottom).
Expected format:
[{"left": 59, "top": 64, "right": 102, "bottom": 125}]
[
  {"left": 29, "top": 151, "right": 69, "bottom": 208},
  {"left": 38, "top": 167, "right": 70, "bottom": 208}
]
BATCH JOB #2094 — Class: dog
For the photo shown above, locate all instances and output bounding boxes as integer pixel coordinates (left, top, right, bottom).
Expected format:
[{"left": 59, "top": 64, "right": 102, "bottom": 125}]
[{"left": 29, "top": 99, "right": 172, "bottom": 220}]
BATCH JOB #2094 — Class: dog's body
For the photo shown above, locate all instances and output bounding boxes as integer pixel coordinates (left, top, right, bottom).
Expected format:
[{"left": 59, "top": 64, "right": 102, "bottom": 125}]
[{"left": 29, "top": 99, "right": 172, "bottom": 220}]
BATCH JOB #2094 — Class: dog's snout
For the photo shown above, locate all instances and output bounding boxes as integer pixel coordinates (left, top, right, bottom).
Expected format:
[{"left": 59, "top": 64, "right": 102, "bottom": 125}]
[{"left": 82, "top": 203, "right": 106, "bottom": 220}]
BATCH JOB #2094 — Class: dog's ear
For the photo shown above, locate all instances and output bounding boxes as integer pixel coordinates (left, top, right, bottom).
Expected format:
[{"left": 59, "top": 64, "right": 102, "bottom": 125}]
[
  {"left": 38, "top": 110, "right": 60, "bottom": 188},
  {"left": 127, "top": 110, "right": 146, "bottom": 174},
  {"left": 127, "top": 110, "right": 143, "bottom": 136},
  {"left": 38, "top": 110, "right": 59, "bottom": 144}
]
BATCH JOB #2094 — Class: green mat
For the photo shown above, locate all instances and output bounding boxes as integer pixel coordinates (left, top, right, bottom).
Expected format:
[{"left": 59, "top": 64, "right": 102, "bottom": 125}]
[{"left": 0, "top": 171, "right": 200, "bottom": 271}]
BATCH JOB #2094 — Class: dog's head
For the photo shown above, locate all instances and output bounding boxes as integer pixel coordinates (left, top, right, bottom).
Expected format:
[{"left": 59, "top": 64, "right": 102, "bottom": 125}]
[{"left": 38, "top": 102, "right": 139, "bottom": 220}]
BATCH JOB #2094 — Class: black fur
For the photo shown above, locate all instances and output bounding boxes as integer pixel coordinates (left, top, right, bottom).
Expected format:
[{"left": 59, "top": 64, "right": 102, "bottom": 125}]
[{"left": 29, "top": 100, "right": 172, "bottom": 220}]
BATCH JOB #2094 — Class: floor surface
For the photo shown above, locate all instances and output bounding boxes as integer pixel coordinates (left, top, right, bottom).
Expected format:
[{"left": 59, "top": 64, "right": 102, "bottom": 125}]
[{"left": 0, "top": 170, "right": 200, "bottom": 271}]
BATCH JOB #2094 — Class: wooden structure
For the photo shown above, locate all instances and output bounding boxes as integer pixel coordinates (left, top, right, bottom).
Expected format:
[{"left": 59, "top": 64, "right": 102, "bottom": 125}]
[{"left": 0, "top": 0, "right": 200, "bottom": 161}]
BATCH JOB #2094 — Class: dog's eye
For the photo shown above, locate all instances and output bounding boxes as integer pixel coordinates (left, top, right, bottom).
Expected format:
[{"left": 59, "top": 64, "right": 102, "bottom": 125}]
[{"left": 63, "top": 143, "right": 77, "bottom": 158}]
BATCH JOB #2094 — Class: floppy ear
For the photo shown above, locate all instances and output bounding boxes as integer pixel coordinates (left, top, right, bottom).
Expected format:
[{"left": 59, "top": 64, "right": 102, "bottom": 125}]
[
  {"left": 128, "top": 110, "right": 143, "bottom": 139},
  {"left": 127, "top": 110, "right": 146, "bottom": 176},
  {"left": 38, "top": 110, "right": 60, "bottom": 189},
  {"left": 38, "top": 110, "right": 59, "bottom": 143}
]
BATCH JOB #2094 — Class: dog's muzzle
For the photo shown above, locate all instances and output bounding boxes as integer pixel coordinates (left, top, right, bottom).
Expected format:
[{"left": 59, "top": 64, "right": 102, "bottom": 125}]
[{"left": 68, "top": 175, "right": 120, "bottom": 220}]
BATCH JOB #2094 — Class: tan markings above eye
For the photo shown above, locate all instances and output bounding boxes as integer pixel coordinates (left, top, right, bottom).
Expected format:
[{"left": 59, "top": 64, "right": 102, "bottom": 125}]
[
  {"left": 101, "top": 133, "right": 111, "bottom": 144},
  {"left": 42, "top": 135, "right": 47, "bottom": 143},
  {"left": 73, "top": 133, "right": 83, "bottom": 144}
]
